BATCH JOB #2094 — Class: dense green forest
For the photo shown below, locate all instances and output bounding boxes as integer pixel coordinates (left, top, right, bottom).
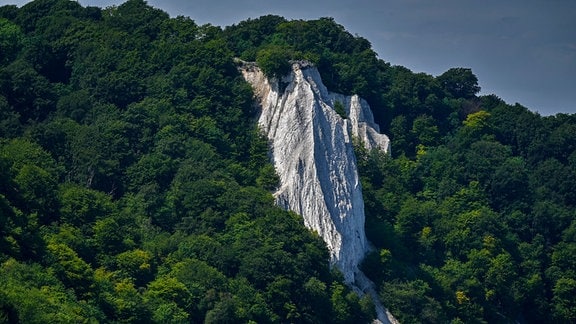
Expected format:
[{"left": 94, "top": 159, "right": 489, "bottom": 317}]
[{"left": 1, "top": 0, "right": 575, "bottom": 323}]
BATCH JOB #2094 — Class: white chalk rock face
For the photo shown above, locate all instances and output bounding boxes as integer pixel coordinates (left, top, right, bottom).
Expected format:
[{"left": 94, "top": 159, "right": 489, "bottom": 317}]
[
  {"left": 241, "top": 61, "right": 398, "bottom": 324},
  {"left": 241, "top": 61, "right": 390, "bottom": 284}
]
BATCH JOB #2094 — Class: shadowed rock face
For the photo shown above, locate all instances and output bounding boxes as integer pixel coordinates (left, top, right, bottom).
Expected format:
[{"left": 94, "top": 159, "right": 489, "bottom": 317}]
[
  {"left": 241, "top": 61, "right": 397, "bottom": 323},
  {"left": 241, "top": 61, "right": 389, "bottom": 283}
]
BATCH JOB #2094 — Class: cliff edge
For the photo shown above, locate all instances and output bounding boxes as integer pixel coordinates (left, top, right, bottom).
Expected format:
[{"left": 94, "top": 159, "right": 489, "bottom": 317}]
[{"left": 240, "top": 61, "right": 396, "bottom": 323}]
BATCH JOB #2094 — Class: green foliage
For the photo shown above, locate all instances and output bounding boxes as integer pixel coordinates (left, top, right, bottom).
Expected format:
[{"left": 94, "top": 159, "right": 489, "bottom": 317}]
[
  {"left": 411, "top": 114, "right": 439, "bottom": 147},
  {"left": 1, "top": 1, "right": 573, "bottom": 323},
  {"left": 330, "top": 282, "right": 374, "bottom": 323},
  {"left": 463, "top": 110, "right": 491, "bottom": 134},
  {"left": 46, "top": 240, "right": 94, "bottom": 296},
  {"left": 380, "top": 279, "right": 444, "bottom": 323},
  {"left": 0, "top": 258, "right": 103, "bottom": 322},
  {"left": 0, "top": 4, "right": 380, "bottom": 322},
  {"left": 359, "top": 93, "right": 576, "bottom": 322},
  {"left": 256, "top": 164, "right": 279, "bottom": 191},
  {"left": 256, "top": 45, "right": 293, "bottom": 78},
  {"left": 437, "top": 67, "right": 481, "bottom": 99},
  {"left": 59, "top": 184, "right": 114, "bottom": 226},
  {"left": 334, "top": 101, "right": 347, "bottom": 119},
  {"left": 0, "top": 18, "right": 23, "bottom": 65}
]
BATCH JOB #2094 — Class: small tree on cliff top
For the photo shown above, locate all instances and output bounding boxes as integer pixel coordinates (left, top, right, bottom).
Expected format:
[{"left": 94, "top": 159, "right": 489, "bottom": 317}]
[{"left": 256, "top": 45, "right": 293, "bottom": 78}]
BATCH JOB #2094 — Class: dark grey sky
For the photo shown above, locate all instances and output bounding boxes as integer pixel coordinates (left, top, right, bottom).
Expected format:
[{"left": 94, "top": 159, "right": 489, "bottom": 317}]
[{"left": 6, "top": 0, "right": 576, "bottom": 115}]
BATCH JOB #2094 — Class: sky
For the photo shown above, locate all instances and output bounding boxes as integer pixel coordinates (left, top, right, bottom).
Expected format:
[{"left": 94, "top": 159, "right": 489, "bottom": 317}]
[{"left": 5, "top": 0, "right": 576, "bottom": 116}]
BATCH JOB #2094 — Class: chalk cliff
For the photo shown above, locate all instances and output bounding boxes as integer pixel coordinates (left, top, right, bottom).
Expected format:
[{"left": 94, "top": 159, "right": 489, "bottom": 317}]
[{"left": 241, "top": 61, "right": 396, "bottom": 323}]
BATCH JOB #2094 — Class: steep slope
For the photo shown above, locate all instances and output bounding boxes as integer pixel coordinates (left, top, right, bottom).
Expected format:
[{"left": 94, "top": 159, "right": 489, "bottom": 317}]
[{"left": 241, "top": 61, "right": 396, "bottom": 323}]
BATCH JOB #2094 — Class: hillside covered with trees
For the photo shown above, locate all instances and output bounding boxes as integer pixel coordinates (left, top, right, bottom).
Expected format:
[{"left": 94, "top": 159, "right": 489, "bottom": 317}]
[{"left": 1, "top": 0, "right": 575, "bottom": 323}]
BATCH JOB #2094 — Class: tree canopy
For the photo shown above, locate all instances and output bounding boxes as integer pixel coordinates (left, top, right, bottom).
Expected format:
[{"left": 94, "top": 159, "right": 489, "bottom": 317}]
[
  {"left": 1, "top": 1, "right": 575, "bottom": 323},
  {"left": 0, "top": 1, "right": 375, "bottom": 322}
]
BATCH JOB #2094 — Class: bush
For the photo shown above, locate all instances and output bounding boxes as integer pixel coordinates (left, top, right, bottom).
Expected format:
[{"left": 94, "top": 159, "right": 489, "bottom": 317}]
[{"left": 256, "top": 45, "right": 293, "bottom": 78}]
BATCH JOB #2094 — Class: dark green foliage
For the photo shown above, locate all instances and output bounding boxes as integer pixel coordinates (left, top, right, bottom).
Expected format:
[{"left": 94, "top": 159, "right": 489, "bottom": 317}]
[
  {"left": 225, "top": 15, "right": 287, "bottom": 61},
  {"left": 0, "top": 59, "right": 57, "bottom": 122},
  {"left": 437, "top": 67, "right": 481, "bottom": 99},
  {"left": 359, "top": 98, "right": 576, "bottom": 322},
  {"left": 0, "top": 18, "right": 23, "bottom": 65},
  {"left": 380, "top": 280, "right": 445, "bottom": 323},
  {"left": 1, "top": 1, "right": 573, "bottom": 323},
  {"left": 334, "top": 101, "right": 347, "bottom": 119},
  {"left": 256, "top": 45, "right": 293, "bottom": 78},
  {"left": 0, "top": 2, "right": 374, "bottom": 322}
]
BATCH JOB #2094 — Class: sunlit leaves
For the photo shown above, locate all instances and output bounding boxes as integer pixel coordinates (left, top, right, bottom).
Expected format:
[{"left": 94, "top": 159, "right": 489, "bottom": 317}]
[
  {"left": 0, "top": 18, "right": 23, "bottom": 65},
  {"left": 256, "top": 45, "right": 293, "bottom": 78}
]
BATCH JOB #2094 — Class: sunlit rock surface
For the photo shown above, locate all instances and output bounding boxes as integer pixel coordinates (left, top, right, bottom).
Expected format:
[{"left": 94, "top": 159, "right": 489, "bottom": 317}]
[{"left": 241, "top": 61, "right": 396, "bottom": 323}]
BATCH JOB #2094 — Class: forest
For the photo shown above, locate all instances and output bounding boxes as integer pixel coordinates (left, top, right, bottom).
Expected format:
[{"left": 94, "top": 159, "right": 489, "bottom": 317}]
[{"left": 1, "top": 0, "right": 575, "bottom": 323}]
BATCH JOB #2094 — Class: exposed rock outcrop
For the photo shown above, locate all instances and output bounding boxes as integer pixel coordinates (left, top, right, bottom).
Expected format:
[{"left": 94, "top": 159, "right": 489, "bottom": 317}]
[{"left": 240, "top": 61, "right": 396, "bottom": 323}]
